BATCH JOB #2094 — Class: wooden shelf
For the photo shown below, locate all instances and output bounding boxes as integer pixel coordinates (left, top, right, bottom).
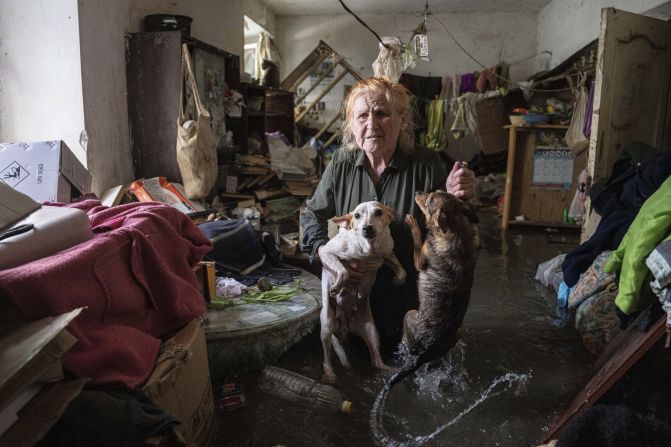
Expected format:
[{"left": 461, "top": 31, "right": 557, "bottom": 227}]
[
  {"left": 504, "top": 124, "right": 569, "bottom": 130},
  {"left": 501, "top": 125, "right": 586, "bottom": 230}
]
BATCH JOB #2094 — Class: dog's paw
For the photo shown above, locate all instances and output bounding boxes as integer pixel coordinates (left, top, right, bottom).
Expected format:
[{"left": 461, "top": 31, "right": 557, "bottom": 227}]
[{"left": 404, "top": 214, "right": 418, "bottom": 228}]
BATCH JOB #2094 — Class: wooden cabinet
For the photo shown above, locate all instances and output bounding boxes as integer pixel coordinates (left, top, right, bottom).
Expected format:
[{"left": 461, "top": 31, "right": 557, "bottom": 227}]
[
  {"left": 584, "top": 8, "right": 671, "bottom": 240},
  {"left": 501, "top": 124, "right": 586, "bottom": 230},
  {"left": 125, "top": 31, "right": 240, "bottom": 182},
  {"left": 226, "top": 83, "right": 295, "bottom": 154}
]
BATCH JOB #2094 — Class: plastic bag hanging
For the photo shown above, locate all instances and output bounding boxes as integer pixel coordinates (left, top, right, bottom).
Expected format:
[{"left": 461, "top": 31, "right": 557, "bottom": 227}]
[
  {"left": 565, "top": 72, "right": 590, "bottom": 154},
  {"left": 372, "top": 36, "right": 416, "bottom": 83}
]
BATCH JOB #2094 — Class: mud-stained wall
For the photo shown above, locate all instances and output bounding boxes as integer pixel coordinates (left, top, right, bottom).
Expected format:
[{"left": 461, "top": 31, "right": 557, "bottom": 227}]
[{"left": 536, "top": 0, "right": 670, "bottom": 72}]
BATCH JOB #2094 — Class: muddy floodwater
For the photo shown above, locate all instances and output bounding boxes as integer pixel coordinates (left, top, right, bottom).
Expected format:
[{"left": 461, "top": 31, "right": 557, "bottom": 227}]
[{"left": 216, "top": 209, "right": 593, "bottom": 446}]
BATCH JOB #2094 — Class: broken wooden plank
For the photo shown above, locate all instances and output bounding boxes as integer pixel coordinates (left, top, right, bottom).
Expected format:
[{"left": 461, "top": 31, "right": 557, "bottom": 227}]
[{"left": 542, "top": 313, "right": 665, "bottom": 442}]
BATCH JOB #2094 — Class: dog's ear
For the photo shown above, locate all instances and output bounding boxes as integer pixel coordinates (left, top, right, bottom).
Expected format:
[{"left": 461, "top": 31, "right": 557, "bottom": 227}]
[
  {"left": 332, "top": 213, "right": 353, "bottom": 229},
  {"left": 460, "top": 202, "right": 479, "bottom": 224},
  {"left": 380, "top": 204, "right": 396, "bottom": 224}
]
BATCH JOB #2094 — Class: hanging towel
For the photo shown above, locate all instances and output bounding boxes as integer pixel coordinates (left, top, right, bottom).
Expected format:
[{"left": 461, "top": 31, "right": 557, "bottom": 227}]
[
  {"left": 450, "top": 91, "right": 500, "bottom": 139},
  {"left": 439, "top": 76, "right": 453, "bottom": 101},
  {"left": 450, "top": 95, "right": 469, "bottom": 140},
  {"left": 452, "top": 74, "right": 461, "bottom": 103},
  {"left": 459, "top": 73, "right": 477, "bottom": 94},
  {"left": 425, "top": 99, "right": 447, "bottom": 150}
]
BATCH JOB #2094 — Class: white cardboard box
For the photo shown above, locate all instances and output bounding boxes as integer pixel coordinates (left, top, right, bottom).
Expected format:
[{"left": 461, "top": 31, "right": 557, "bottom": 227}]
[{"left": 0, "top": 141, "right": 91, "bottom": 203}]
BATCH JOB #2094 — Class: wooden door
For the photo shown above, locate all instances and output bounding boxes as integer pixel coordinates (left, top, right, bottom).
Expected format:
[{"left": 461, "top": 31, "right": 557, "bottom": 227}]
[{"left": 584, "top": 8, "right": 671, "bottom": 240}]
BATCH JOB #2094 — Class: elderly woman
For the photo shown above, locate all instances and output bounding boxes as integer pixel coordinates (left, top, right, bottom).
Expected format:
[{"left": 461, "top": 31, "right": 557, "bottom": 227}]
[{"left": 300, "top": 76, "right": 476, "bottom": 349}]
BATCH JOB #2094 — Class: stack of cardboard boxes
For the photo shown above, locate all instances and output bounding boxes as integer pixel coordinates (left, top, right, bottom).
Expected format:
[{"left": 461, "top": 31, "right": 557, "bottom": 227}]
[{"left": 0, "top": 141, "right": 217, "bottom": 446}]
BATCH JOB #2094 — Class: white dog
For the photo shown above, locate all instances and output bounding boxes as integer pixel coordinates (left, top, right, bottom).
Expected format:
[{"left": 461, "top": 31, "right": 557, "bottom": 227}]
[{"left": 318, "top": 201, "right": 406, "bottom": 384}]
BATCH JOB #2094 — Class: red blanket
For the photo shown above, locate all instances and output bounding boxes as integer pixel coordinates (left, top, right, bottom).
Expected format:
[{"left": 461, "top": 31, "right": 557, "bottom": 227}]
[{"left": 0, "top": 201, "right": 212, "bottom": 388}]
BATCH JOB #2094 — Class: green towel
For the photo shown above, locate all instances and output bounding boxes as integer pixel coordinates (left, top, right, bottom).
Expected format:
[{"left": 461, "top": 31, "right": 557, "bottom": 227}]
[{"left": 425, "top": 99, "right": 447, "bottom": 150}]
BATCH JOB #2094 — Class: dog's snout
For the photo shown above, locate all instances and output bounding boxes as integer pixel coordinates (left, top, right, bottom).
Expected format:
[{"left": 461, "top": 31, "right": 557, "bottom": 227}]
[{"left": 362, "top": 225, "right": 376, "bottom": 239}]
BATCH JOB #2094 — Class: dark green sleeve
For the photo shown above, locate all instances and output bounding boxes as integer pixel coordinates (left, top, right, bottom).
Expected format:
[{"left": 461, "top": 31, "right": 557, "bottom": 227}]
[
  {"left": 300, "top": 160, "right": 336, "bottom": 263},
  {"left": 433, "top": 157, "right": 449, "bottom": 191},
  {"left": 428, "top": 150, "right": 450, "bottom": 192}
]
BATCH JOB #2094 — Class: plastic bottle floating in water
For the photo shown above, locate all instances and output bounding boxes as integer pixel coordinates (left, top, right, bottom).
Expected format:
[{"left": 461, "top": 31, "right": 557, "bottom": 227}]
[{"left": 259, "top": 366, "right": 352, "bottom": 414}]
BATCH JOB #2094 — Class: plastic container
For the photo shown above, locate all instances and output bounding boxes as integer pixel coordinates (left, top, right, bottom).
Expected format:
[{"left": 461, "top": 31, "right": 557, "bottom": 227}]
[
  {"left": 523, "top": 114, "right": 550, "bottom": 125},
  {"left": 259, "top": 366, "right": 352, "bottom": 414},
  {"left": 144, "top": 14, "right": 193, "bottom": 35},
  {"left": 509, "top": 115, "right": 525, "bottom": 126}
]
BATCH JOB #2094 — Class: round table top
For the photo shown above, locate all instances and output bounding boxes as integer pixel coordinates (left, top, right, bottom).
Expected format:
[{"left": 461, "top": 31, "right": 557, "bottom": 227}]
[{"left": 204, "top": 268, "right": 322, "bottom": 341}]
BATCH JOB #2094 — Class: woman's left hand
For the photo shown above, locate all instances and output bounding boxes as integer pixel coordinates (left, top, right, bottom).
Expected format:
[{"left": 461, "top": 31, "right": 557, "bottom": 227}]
[{"left": 446, "top": 161, "right": 476, "bottom": 201}]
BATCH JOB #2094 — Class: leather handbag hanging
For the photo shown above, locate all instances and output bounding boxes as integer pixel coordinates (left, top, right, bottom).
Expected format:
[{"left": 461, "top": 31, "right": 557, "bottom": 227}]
[{"left": 176, "top": 44, "right": 218, "bottom": 199}]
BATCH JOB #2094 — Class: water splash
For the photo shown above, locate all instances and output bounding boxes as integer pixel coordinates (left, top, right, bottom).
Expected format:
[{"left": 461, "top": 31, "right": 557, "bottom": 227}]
[
  {"left": 413, "top": 342, "right": 470, "bottom": 404},
  {"left": 411, "top": 370, "right": 533, "bottom": 445}
]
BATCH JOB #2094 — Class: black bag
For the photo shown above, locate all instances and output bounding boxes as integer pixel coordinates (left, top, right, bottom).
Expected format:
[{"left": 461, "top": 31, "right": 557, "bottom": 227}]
[{"left": 199, "top": 219, "right": 265, "bottom": 275}]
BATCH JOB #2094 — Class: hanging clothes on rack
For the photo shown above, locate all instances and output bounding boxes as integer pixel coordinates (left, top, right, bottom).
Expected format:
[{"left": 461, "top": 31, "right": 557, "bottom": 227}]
[
  {"left": 450, "top": 91, "right": 501, "bottom": 140},
  {"left": 476, "top": 66, "right": 499, "bottom": 93},
  {"left": 398, "top": 73, "right": 442, "bottom": 98},
  {"left": 425, "top": 99, "right": 447, "bottom": 150},
  {"left": 459, "top": 73, "right": 477, "bottom": 95}
]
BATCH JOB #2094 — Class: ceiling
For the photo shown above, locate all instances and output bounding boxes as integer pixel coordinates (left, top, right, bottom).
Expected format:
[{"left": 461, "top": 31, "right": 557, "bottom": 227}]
[{"left": 261, "top": 0, "right": 554, "bottom": 16}]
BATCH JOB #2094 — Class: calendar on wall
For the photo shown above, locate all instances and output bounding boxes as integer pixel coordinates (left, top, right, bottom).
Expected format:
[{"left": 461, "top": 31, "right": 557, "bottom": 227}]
[{"left": 532, "top": 132, "right": 574, "bottom": 190}]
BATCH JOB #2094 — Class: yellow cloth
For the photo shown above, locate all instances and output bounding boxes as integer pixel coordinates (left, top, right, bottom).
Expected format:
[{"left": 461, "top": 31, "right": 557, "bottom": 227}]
[{"left": 425, "top": 99, "right": 447, "bottom": 150}]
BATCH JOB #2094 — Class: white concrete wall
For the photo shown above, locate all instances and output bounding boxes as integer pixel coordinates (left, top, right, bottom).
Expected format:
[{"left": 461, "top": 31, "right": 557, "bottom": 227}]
[
  {"left": 0, "top": 0, "right": 86, "bottom": 165},
  {"left": 1, "top": 0, "right": 243, "bottom": 196},
  {"left": 78, "top": 0, "right": 243, "bottom": 194},
  {"left": 537, "top": 0, "right": 670, "bottom": 71},
  {"left": 277, "top": 11, "right": 539, "bottom": 161}
]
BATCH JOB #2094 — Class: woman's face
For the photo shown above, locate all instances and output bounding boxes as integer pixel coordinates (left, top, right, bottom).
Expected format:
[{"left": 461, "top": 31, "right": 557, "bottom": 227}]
[{"left": 351, "top": 90, "right": 406, "bottom": 157}]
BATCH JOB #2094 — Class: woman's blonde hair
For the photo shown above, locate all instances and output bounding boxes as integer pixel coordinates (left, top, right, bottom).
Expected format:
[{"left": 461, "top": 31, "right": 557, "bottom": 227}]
[{"left": 339, "top": 77, "right": 415, "bottom": 153}]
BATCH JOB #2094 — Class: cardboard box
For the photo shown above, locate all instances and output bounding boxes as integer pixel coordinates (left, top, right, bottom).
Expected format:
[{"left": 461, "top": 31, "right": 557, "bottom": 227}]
[
  {"left": 0, "top": 140, "right": 91, "bottom": 203},
  {"left": 0, "top": 308, "right": 83, "bottom": 445},
  {"left": 143, "top": 319, "right": 216, "bottom": 447},
  {"left": 475, "top": 96, "right": 509, "bottom": 154}
]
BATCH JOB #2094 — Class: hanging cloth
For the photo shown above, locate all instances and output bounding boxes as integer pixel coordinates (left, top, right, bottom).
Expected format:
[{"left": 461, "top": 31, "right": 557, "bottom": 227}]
[
  {"left": 425, "top": 99, "right": 447, "bottom": 150},
  {"left": 255, "top": 32, "right": 281, "bottom": 82}
]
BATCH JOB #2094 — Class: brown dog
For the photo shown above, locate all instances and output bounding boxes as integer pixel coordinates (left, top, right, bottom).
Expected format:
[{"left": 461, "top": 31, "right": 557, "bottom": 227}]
[{"left": 370, "top": 190, "right": 480, "bottom": 446}]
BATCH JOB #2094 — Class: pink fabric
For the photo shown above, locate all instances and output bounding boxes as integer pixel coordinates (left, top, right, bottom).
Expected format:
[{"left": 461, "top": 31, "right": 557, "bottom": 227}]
[{"left": 0, "top": 201, "right": 212, "bottom": 388}]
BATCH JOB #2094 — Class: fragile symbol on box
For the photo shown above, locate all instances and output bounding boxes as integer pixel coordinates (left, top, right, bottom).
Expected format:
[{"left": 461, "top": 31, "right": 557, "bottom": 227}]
[{"left": 1, "top": 161, "right": 30, "bottom": 188}]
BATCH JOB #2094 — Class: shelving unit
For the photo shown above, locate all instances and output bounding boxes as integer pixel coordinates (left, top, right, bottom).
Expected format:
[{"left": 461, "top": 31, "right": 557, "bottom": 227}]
[
  {"left": 226, "top": 83, "right": 295, "bottom": 154},
  {"left": 501, "top": 124, "right": 586, "bottom": 230}
]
